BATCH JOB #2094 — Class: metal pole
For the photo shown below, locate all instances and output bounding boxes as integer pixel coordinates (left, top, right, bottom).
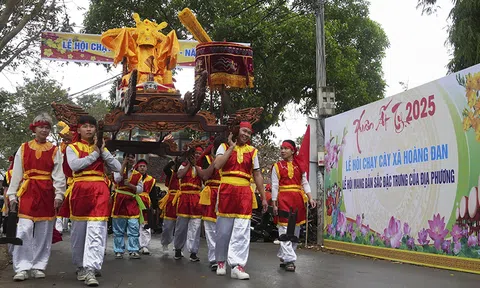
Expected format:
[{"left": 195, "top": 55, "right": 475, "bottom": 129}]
[{"left": 315, "top": 0, "right": 326, "bottom": 246}]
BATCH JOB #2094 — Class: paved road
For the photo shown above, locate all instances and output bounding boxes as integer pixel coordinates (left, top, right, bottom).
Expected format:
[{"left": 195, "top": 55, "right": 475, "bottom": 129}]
[{"left": 0, "top": 233, "right": 479, "bottom": 288}]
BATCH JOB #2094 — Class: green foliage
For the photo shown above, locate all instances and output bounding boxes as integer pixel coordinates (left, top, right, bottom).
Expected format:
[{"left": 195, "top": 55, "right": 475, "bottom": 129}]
[
  {"left": 0, "top": 75, "right": 73, "bottom": 170},
  {"left": 0, "top": 0, "right": 73, "bottom": 73},
  {"left": 75, "top": 94, "right": 111, "bottom": 120},
  {"left": 252, "top": 135, "right": 280, "bottom": 181},
  {"left": 83, "top": 0, "right": 389, "bottom": 134},
  {"left": 417, "top": 0, "right": 480, "bottom": 72}
]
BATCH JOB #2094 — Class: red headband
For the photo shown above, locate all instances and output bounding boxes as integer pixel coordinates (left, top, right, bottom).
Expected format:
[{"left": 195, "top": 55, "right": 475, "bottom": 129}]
[
  {"left": 29, "top": 121, "right": 51, "bottom": 132},
  {"left": 134, "top": 160, "right": 148, "bottom": 170},
  {"left": 195, "top": 147, "right": 204, "bottom": 152},
  {"left": 281, "top": 141, "right": 296, "bottom": 152},
  {"left": 239, "top": 121, "right": 253, "bottom": 131}
]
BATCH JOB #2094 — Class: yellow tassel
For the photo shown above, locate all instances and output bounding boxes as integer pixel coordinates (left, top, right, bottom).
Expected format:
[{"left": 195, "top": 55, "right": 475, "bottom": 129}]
[
  {"left": 178, "top": 8, "right": 212, "bottom": 43},
  {"left": 251, "top": 188, "right": 258, "bottom": 209},
  {"left": 172, "top": 191, "right": 181, "bottom": 206},
  {"left": 199, "top": 186, "right": 211, "bottom": 205},
  {"left": 301, "top": 190, "right": 308, "bottom": 203},
  {"left": 158, "top": 193, "right": 169, "bottom": 210}
]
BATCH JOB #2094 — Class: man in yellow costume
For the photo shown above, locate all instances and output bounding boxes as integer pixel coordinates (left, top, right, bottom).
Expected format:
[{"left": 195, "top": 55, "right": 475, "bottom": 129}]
[{"left": 101, "top": 13, "right": 179, "bottom": 91}]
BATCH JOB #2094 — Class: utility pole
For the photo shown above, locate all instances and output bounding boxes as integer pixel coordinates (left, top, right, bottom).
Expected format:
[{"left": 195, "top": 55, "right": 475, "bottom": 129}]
[{"left": 315, "top": 0, "right": 333, "bottom": 246}]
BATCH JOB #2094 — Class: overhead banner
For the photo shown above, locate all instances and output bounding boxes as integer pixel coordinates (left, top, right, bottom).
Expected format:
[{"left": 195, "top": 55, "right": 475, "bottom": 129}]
[
  {"left": 40, "top": 31, "right": 198, "bottom": 66},
  {"left": 324, "top": 63, "right": 480, "bottom": 273}
]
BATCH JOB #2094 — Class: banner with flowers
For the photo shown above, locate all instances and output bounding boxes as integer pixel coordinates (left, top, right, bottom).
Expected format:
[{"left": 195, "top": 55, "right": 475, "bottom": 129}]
[
  {"left": 324, "top": 63, "right": 480, "bottom": 270},
  {"left": 40, "top": 31, "right": 199, "bottom": 66}
]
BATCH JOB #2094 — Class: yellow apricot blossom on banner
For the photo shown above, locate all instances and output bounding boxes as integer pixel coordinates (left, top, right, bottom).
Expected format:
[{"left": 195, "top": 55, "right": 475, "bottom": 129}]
[{"left": 461, "top": 72, "right": 480, "bottom": 141}]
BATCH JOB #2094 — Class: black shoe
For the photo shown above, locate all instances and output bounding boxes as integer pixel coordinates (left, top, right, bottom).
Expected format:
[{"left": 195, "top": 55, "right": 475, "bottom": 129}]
[
  {"left": 210, "top": 262, "right": 218, "bottom": 271},
  {"left": 189, "top": 253, "right": 200, "bottom": 262},
  {"left": 174, "top": 249, "right": 183, "bottom": 260},
  {"left": 284, "top": 262, "right": 296, "bottom": 272}
]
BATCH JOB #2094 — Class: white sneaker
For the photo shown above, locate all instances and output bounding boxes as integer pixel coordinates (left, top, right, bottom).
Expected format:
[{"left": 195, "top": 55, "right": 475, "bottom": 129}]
[
  {"left": 76, "top": 268, "right": 87, "bottom": 281},
  {"left": 216, "top": 261, "right": 226, "bottom": 276},
  {"left": 273, "top": 239, "right": 280, "bottom": 245},
  {"left": 84, "top": 271, "right": 99, "bottom": 286},
  {"left": 231, "top": 265, "right": 250, "bottom": 280},
  {"left": 13, "top": 270, "right": 29, "bottom": 281},
  {"left": 31, "top": 269, "right": 45, "bottom": 279},
  {"left": 115, "top": 252, "right": 123, "bottom": 259},
  {"left": 141, "top": 247, "right": 150, "bottom": 255},
  {"left": 162, "top": 245, "right": 169, "bottom": 253}
]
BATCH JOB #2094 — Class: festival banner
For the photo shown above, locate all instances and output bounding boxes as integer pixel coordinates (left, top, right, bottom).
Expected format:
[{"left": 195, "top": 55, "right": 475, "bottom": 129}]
[
  {"left": 40, "top": 31, "right": 199, "bottom": 66},
  {"left": 323, "top": 64, "right": 480, "bottom": 273}
]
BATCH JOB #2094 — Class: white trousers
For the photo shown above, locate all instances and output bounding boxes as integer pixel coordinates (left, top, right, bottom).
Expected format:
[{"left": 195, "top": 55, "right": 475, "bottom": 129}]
[
  {"left": 139, "top": 224, "right": 151, "bottom": 248},
  {"left": 215, "top": 217, "right": 250, "bottom": 267},
  {"left": 71, "top": 221, "right": 107, "bottom": 272},
  {"left": 204, "top": 220, "right": 216, "bottom": 263},
  {"left": 13, "top": 219, "right": 53, "bottom": 273},
  {"left": 173, "top": 217, "right": 201, "bottom": 254},
  {"left": 277, "top": 225, "right": 301, "bottom": 262},
  {"left": 160, "top": 219, "right": 176, "bottom": 247}
]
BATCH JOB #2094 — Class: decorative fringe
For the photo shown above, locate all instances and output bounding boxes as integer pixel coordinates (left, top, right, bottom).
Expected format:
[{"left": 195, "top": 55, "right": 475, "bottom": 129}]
[
  {"left": 208, "top": 73, "right": 254, "bottom": 90},
  {"left": 178, "top": 8, "right": 212, "bottom": 43}
]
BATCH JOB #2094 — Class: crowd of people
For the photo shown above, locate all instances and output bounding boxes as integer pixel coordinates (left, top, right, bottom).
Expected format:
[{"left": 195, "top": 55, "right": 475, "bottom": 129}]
[{"left": 1, "top": 113, "right": 315, "bottom": 286}]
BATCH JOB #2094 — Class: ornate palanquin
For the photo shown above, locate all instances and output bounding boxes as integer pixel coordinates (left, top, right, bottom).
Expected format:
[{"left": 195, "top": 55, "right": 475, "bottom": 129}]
[{"left": 51, "top": 10, "right": 263, "bottom": 157}]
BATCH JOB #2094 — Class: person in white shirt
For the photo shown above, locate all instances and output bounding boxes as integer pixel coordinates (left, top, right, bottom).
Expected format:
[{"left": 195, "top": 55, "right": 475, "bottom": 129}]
[
  {"left": 214, "top": 122, "right": 268, "bottom": 280},
  {"left": 271, "top": 140, "right": 316, "bottom": 272},
  {"left": 7, "top": 113, "right": 66, "bottom": 281},
  {"left": 65, "top": 115, "right": 121, "bottom": 286}
]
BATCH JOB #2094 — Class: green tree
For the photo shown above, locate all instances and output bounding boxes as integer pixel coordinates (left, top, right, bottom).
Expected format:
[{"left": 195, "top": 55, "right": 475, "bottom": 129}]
[
  {"left": 83, "top": 0, "right": 389, "bottom": 134},
  {"left": 0, "top": 0, "right": 72, "bottom": 73},
  {"left": 252, "top": 135, "right": 280, "bottom": 183},
  {"left": 417, "top": 0, "right": 480, "bottom": 72},
  {"left": 0, "top": 75, "right": 73, "bottom": 170},
  {"left": 75, "top": 94, "right": 111, "bottom": 120}
]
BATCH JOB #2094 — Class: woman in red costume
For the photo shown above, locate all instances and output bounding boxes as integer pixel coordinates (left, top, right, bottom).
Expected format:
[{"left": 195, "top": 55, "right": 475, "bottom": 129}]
[
  {"left": 271, "top": 139, "right": 316, "bottom": 272},
  {"left": 7, "top": 113, "right": 66, "bottom": 281}
]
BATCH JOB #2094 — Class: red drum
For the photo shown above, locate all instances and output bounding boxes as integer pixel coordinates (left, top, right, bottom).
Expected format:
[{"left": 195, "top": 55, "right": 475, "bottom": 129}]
[{"left": 195, "top": 42, "right": 254, "bottom": 90}]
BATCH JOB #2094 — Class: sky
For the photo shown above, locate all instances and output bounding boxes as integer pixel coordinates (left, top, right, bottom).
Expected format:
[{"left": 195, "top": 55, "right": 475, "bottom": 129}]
[{"left": 0, "top": 0, "right": 454, "bottom": 143}]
